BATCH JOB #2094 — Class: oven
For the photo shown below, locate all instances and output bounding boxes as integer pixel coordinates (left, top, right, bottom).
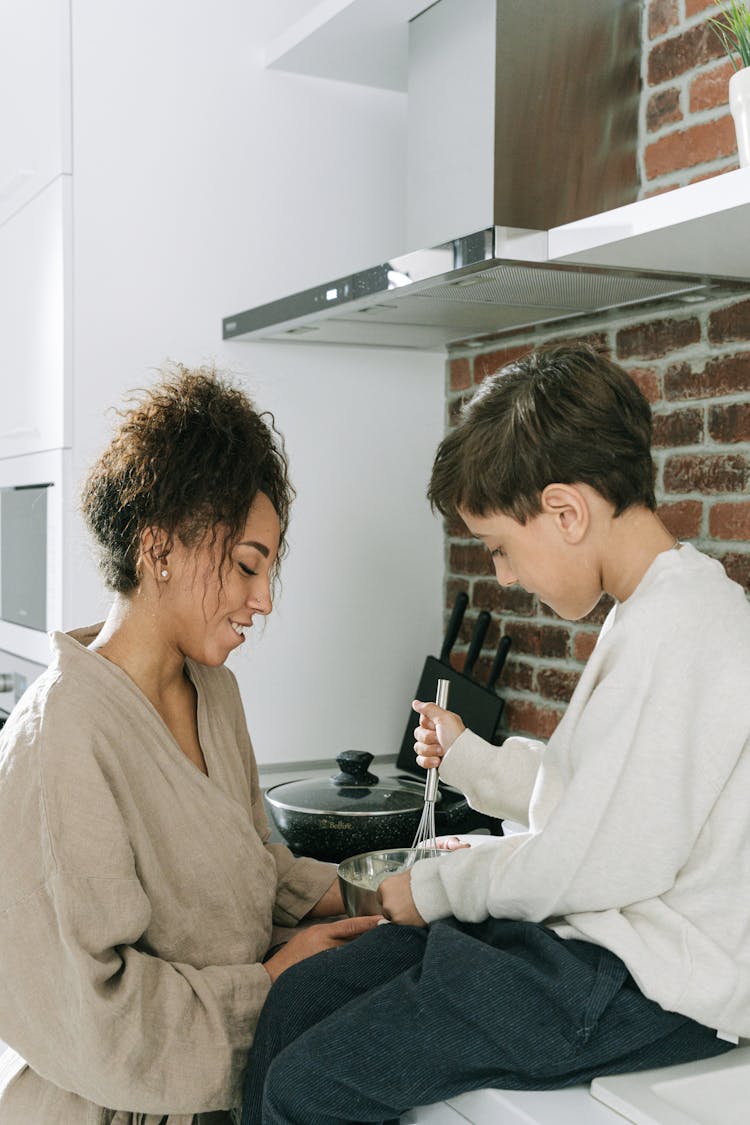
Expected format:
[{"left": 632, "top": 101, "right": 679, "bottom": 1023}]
[{"left": 0, "top": 448, "right": 71, "bottom": 667}]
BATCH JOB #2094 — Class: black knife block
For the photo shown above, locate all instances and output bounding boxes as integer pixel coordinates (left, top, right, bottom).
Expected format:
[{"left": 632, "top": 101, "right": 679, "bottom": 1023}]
[{"left": 395, "top": 655, "right": 505, "bottom": 777}]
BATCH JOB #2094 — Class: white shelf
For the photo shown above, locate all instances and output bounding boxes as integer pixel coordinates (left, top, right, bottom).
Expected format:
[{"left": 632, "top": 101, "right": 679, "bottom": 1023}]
[
  {"left": 548, "top": 168, "right": 750, "bottom": 283},
  {"left": 264, "top": 0, "right": 434, "bottom": 91}
]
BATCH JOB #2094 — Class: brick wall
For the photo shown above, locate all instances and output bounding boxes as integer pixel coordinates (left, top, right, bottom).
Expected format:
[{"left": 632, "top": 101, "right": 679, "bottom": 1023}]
[
  {"left": 441, "top": 1, "right": 749, "bottom": 740},
  {"left": 643, "top": 0, "right": 739, "bottom": 189}
]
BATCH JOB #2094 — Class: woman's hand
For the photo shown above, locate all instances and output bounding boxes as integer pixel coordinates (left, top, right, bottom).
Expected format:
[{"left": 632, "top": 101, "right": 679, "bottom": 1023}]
[
  {"left": 263, "top": 916, "right": 381, "bottom": 983},
  {"left": 377, "top": 871, "right": 425, "bottom": 926},
  {"left": 306, "top": 877, "right": 346, "bottom": 918},
  {"left": 412, "top": 700, "right": 465, "bottom": 769}
]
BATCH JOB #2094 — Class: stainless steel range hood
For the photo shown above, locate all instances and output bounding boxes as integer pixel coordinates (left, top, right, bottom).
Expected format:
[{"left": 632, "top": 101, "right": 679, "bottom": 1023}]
[
  {"left": 223, "top": 228, "right": 731, "bottom": 350},
  {"left": 224, "top": 0, "right": 743, "bottom": 350}
]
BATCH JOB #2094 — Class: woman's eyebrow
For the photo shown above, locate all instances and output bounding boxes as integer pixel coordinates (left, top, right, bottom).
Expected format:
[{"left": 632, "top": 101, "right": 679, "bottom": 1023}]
[{"left": 237, "top": 539, "right": 270, "bottom": 557}]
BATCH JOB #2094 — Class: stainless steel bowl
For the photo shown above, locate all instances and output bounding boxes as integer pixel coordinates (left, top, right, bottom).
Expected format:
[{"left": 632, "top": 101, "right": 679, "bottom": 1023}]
[
  {"left": 337, "top": 847, "right": 447, "bottom": 917},
  {"left": 337, "top": 848, "right": 415, "bottom": 917}
]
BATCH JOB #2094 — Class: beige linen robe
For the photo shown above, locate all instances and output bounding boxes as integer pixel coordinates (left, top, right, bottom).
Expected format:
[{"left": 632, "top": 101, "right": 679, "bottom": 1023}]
[{"left": 0, "top": 627, "right": 336, "bottom": 1123}]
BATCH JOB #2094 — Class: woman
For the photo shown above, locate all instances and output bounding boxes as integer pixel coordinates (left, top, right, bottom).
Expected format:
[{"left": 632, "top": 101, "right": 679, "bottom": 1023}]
[{"left": 0, "top": 365, "right": 377, "bottom": 1124}]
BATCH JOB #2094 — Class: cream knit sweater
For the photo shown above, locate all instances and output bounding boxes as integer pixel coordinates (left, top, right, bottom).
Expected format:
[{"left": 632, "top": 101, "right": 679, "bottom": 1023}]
[{"left": 411, "top": 545, "right": 750, "bottom": 1039}]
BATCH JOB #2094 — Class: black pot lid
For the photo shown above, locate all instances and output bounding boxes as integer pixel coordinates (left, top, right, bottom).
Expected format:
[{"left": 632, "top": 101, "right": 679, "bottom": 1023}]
[{"left": 265, "top": 751, "right": 439, "bottom": 817}]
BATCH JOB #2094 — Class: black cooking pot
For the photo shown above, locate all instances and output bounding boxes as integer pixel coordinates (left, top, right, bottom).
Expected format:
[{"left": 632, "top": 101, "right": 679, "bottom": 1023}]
[{"left": 264, "top": 750, "right": 502, "bottom": 862}]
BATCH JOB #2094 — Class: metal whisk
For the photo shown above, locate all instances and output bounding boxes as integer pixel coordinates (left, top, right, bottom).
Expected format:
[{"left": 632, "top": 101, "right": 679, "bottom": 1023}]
[{"left": 410, "top": 678, "right": 450, "bottom": 860}]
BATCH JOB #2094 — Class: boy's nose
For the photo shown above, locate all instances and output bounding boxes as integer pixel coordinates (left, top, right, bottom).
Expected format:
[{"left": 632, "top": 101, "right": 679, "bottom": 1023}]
[{"left": 493, "top": 558, "right": 517, "bottom": 587}]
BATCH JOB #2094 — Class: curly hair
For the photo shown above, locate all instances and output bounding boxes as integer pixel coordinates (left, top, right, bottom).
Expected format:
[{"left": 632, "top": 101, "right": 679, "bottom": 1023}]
[
  {"left": 81, "top": 363, "right": 294, "bottom": 593},
  {"left": 429, "top": 343, "right": 656, "bottom": 523}
]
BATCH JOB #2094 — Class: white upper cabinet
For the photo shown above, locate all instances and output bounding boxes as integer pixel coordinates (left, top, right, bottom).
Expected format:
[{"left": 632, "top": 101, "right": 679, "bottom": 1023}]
[
  {"left": 264, "top": 0, "right": 434, "bottom": 90},
  {"left": 0, "top": 0, "right": 72, "bottom": 228},
  {"left": 0, "top": 178, "right": 71, "bottom": 459}
]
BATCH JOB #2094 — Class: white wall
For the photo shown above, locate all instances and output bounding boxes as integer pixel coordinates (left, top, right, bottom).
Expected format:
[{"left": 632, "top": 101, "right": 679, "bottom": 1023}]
[
  {"left": 69, "top": 0, "right": 445, "bottom": 764},
  {"left": 224, "top": 345, "right": 444, "bottom": 766}
]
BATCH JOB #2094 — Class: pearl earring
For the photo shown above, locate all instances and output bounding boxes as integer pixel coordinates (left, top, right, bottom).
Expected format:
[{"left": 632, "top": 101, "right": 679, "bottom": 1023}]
[{"left": 161, "top": 568, "right": 168, "bottom": 579}]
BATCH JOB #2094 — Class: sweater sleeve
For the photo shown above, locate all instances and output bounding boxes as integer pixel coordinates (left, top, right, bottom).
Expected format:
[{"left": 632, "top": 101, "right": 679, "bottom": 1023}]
[
  {"left": 411, "top": 620, "right": 744, "bottom": 926},
  {"left": 0, "top": 869, "right": 271, "bottom": 1115},
  {"left": 439, "top": 730, "right": 545, "bottom": 825}
]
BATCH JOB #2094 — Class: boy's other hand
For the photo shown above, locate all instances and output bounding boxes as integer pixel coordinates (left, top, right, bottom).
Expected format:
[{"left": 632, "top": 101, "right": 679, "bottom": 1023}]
[
  {"left": 377, "top": 871, "right": 426, "bottom": 926},
  {"left": 436, "top": 835, "right": 471, "bottom": 851},
  {"left": 412, "top": 700, "right": 465, "bottom": 769}
]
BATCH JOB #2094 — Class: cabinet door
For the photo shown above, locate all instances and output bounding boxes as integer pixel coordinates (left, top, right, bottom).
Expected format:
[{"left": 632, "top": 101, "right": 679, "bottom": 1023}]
[
  {"left": 0, "top": 178, "right": 71, "bottom": 459},
  {"left": 0, "top": 0, "right": 72, "bottom": 227}
]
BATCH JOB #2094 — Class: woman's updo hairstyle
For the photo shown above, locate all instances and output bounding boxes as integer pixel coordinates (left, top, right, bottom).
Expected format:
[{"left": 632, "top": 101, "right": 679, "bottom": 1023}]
[{"left": 81, "top": 363, "right": 293, "bottom": 593}]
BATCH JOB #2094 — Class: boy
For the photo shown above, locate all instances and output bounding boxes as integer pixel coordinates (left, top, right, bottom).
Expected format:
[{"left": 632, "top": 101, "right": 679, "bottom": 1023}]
[{"left": 241, "top": 344, "right": 750, "bottom": 1125}]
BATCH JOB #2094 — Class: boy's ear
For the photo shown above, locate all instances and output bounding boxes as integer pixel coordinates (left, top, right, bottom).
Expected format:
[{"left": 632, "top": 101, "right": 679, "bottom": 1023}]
[{"left": 540, "top": 484, "right": 589, "bottom": 544}]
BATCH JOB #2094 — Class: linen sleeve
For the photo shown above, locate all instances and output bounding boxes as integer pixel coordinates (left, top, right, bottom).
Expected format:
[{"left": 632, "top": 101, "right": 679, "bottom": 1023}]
[
  {"left": 258, "top": 819, "right": 338, "bottom": 925},
  {"left": 438, "top": 729, "right": 545, "bottom": 825},
  {"left": 0, "top": 869, "right": 271, "bottom": 1115},
  {"left": 411, "top": 625, "right": 745, "bottom": 926}
]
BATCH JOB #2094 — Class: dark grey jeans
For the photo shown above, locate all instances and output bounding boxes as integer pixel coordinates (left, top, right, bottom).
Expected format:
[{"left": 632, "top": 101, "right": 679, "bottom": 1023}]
[{"left": 241, "top": 918, "right": 733, "bottom": 1125}]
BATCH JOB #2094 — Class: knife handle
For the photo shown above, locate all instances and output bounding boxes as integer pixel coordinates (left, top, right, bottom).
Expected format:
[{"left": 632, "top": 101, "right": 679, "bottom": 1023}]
[
  {"left": 462, "top": 610, "right": 491, "bottom": 680},
  {"left": 439, "top": 591, "right": 469, "bottom": 663},
  {"left": 487, "top": 635, "right": 512, "bottom": 691}
]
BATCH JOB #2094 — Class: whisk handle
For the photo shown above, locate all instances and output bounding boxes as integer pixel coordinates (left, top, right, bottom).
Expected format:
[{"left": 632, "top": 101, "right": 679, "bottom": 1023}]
[
  {"left": 424, "top": 767, "right": 439, "bottom": 803},
  {"left": 435, "top": 678, "right": 450, "bottom": 710},
  {"left": 424, "top": 678, "right": 450, "bottom": 803}
]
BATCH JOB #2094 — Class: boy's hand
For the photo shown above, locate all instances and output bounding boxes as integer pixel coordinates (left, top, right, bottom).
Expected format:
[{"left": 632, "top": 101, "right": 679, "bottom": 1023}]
[
  {"left": 377, "top": 871, "right": 426, "bottom": 926},
  {"left": 412, "top": 700, "right": 465, "bottom": 769}
]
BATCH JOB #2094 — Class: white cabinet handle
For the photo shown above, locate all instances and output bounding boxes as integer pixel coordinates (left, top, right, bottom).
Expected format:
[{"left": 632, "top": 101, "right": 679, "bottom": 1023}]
[{"left": 0, "top": 427, "right": 39, "bottom": 439}]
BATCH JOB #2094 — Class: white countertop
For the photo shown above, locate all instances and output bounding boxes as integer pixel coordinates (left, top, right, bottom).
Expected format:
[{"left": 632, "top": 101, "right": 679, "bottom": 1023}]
[
  {"left": 405, "top": 1083, "right": 625, "bottom": 1124},
  {"left": 405, "top": 1045, "right": 750, "bottom": 1125}
]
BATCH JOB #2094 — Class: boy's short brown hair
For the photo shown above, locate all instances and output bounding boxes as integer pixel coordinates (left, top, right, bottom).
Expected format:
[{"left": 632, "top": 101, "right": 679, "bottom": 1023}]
[{"left": 429, "top": 343, "right": 656, "bottom": 523}]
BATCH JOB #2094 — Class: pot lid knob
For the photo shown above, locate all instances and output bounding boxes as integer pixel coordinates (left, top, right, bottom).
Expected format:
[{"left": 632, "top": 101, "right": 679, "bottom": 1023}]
[{"left": 332, "top": 750, "right": 378, "bottom": 786}]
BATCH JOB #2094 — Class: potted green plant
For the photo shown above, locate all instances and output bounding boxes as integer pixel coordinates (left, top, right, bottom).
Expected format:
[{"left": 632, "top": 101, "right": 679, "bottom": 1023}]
[{"left": 709, "top": 0, "right": 750, "bottom": 166}]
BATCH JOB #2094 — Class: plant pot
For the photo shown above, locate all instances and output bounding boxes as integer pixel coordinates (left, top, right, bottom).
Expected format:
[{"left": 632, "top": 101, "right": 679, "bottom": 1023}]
[{"left": 729, "top": 66, "right": 750, "bottom": 168}]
